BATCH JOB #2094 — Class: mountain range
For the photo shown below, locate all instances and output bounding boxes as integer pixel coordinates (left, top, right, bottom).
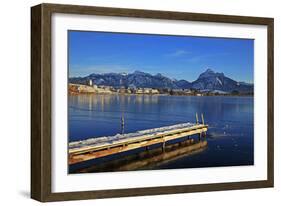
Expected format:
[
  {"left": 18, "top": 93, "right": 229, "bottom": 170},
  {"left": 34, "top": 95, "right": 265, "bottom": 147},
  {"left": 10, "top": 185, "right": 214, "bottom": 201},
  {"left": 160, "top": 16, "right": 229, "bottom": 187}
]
[{"left": 69, "top": 69, "right": 253, "bottom": 93}]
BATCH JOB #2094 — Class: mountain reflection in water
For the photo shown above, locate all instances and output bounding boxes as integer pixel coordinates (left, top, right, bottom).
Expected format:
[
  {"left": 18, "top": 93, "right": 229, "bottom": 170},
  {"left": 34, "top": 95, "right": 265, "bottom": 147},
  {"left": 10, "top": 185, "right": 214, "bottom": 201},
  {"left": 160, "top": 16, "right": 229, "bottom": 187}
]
[{"left": 69, "top": 94, "right": 254, "bottom": 173}]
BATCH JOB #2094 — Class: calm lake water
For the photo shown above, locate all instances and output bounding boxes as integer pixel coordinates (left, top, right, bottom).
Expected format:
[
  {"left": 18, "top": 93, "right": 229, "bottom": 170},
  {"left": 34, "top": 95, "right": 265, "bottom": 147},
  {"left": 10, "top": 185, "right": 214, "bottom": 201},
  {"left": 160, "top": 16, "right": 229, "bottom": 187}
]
[{"left": 69, "top": 94, "right": 254, "bottom": 172}]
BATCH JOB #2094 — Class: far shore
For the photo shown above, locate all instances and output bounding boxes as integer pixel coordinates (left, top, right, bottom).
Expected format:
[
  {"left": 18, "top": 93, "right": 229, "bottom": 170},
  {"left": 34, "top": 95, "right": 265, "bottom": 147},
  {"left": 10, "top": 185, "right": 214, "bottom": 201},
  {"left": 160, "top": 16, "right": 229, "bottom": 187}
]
[
  {"left": 68, "top": 83, "right": 253, "bottom": 97},
  {"left": 69, "top": 91, "right": 254, "bottom": 97}
]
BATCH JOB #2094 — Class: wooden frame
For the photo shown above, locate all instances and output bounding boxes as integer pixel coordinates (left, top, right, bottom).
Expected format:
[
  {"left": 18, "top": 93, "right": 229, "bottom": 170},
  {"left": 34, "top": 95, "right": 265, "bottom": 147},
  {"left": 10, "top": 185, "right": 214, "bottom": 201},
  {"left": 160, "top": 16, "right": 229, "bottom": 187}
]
[{"left": 31, "top": 3, "right": 274, "bottom": 202}]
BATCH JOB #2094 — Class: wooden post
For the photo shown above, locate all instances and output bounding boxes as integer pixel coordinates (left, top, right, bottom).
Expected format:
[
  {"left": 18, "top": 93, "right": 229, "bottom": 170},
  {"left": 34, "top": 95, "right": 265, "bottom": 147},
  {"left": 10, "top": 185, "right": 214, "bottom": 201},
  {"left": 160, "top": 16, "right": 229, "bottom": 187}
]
[
  {"left": 196, "top": 113, "right": 199, "bottom": 124},
  {"left": 201, "top": 113, "right": 205, "bottom": 125},
  {"left": 201, "top": 114, "right": 207, "bottom": 138},
  {"left": 121, "top": 114, "right": 125, "bottom": 134},
  {"left": 162, "top": 140, "right": 165, "bottom": 152}
]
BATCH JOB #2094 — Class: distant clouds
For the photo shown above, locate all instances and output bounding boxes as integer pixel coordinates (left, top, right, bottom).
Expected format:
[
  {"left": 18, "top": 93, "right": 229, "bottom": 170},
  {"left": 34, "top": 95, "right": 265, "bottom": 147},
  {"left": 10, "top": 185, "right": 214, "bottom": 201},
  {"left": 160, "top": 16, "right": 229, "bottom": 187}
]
[
  {"left": 183, "top": 52, "right": 230, "bottom": 63},
  {"left": 165, "top": 50, "right": 230, "bottom": 63},
  {"left": 165, "top": 49, "right": 191, "bottom": 57}
]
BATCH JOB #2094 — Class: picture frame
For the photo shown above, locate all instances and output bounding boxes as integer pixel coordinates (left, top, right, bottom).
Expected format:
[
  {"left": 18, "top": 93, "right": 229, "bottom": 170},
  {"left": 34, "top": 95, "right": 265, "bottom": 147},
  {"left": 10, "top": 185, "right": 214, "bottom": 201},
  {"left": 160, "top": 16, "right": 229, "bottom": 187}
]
[{"left": 31, "top": 3, "right": 274, "bottom": 202}]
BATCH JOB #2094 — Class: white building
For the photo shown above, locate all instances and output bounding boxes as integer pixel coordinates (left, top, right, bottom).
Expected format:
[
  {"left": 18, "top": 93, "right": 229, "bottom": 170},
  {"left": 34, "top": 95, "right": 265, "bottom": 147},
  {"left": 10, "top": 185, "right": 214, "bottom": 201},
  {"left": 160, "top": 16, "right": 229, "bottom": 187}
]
[{"left": 87, "top": 79, "right": 93, "bottom": 86}]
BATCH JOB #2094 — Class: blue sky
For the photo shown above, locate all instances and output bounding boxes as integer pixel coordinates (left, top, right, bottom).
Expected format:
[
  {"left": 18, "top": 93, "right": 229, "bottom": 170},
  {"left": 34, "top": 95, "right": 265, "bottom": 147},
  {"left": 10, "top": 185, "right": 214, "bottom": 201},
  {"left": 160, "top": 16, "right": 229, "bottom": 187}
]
[{"left": 69, "top": 31, "right": 254, "bottom": 83}]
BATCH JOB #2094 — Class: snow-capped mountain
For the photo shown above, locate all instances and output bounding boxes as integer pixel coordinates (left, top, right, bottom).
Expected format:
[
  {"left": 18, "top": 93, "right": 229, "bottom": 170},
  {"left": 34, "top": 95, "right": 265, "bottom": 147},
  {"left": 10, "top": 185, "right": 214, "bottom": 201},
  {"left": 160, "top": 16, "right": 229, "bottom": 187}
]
[
  {"left": 69, "top": 69, "right": 253, "bottom": 93},
  {"left": 70, "top": 70, "right": 183, "bottom": 89},
  {"left": 191, "top": 69, "right": 253, "bottom": 92}
]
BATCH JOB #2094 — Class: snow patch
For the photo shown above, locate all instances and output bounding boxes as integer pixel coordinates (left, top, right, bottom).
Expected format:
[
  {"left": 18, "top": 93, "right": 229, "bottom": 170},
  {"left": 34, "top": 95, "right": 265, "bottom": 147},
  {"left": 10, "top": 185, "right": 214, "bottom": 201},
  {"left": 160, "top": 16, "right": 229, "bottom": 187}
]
[{"left": 216, "top": 77, "right": 223, "bottom": 86}]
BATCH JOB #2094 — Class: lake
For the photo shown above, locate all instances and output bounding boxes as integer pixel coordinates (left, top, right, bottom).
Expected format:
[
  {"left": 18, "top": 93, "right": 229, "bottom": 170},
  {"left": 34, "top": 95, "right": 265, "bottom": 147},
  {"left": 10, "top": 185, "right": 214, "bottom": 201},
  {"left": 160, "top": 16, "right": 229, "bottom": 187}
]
[{"left": 68, "top": 94, "right": 254, "bottom": 172}]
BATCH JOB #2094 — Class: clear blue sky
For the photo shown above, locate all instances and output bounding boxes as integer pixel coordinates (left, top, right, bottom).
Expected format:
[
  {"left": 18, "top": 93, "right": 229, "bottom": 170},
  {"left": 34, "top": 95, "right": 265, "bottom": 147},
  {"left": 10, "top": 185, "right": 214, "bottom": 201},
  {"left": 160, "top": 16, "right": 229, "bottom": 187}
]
[{"left": 69, "top": 31, "right": 254, "bottom": 83}]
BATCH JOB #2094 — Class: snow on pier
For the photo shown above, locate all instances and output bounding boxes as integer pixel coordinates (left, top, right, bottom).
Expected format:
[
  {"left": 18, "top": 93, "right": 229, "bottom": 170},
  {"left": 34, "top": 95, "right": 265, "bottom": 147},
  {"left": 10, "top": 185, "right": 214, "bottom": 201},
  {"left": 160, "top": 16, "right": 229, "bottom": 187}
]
[
  {"left": 69, "top": 122, "right": 208, "bottom": 165},
  {"left": 70, "top": 122, "right": 195, "bottom": 149}
]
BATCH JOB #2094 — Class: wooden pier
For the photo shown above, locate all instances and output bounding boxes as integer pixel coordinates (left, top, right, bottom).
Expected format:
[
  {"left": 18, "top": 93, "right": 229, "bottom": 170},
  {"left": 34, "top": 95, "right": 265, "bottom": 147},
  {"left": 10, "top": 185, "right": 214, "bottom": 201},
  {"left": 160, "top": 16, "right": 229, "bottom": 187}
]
[{"left": 69, "top": 118, "right": 208, "bottom": 165}]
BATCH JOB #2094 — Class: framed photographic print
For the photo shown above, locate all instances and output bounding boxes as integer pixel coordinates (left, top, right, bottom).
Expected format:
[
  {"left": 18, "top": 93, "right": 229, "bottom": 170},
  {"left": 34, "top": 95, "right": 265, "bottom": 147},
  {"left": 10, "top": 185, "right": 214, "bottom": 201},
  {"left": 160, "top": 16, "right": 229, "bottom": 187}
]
[{"left": 31, "top": 3, "right": 274, "bottom": 202}]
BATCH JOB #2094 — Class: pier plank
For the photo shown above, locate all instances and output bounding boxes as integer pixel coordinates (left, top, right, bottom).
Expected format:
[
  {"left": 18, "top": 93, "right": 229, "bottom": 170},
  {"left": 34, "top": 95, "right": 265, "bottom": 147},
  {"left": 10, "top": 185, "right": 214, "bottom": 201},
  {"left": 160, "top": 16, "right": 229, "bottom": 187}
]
[{"left": 69, "top": 123, "right": 208, "bottom": 165}]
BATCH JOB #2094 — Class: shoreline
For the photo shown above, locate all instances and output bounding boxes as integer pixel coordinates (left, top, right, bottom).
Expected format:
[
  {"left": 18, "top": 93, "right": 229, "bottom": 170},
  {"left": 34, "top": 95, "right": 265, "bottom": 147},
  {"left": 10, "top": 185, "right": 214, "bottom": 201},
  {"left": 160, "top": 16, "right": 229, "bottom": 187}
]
[
  {"left": 69, "top": 83, "right": 253, "bottom": 97},
  {"left": 69, "top": 91, "right": 254, "bottom": 97}
]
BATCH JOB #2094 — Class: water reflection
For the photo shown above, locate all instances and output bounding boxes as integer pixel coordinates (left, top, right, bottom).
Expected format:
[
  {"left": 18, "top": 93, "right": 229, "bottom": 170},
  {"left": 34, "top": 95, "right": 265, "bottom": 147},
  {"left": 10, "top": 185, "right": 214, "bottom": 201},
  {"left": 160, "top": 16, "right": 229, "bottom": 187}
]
[
  {"left": 69, "top": 94, "right": 254, "bottom": 171},
  {"left": 71, "top": 140, "right": 207, "bottom": 173}
]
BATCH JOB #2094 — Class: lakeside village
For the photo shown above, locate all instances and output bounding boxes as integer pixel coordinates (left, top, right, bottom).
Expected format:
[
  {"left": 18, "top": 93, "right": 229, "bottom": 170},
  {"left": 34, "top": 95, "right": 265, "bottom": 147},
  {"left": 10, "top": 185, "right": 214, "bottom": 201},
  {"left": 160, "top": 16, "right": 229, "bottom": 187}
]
[{"left": 69, "top": 79, "right": 251, "bottom": 96}]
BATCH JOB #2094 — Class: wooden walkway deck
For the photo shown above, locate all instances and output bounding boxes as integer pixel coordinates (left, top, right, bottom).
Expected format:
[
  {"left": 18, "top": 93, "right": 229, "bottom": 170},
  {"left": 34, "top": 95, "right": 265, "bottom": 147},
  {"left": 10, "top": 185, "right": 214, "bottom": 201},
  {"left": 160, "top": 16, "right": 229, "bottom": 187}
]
[{"left": 69, "top": 122, "right": 208, "bottom": 165}]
